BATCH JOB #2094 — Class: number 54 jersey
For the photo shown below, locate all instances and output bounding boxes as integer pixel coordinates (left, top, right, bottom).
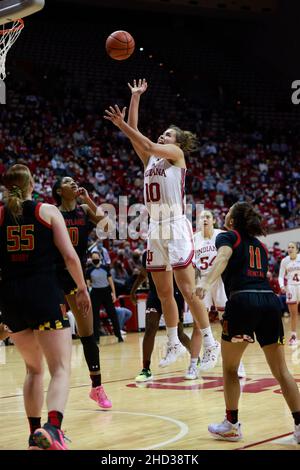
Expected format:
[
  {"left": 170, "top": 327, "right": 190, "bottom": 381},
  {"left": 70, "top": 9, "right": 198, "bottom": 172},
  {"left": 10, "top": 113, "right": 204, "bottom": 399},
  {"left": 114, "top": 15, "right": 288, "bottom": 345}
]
[
  {"left": 194, "top": 228, "right": 227, "bottom": 309},
  {"left": 194, "top": 229, "right": 224, "bottom": 277}
]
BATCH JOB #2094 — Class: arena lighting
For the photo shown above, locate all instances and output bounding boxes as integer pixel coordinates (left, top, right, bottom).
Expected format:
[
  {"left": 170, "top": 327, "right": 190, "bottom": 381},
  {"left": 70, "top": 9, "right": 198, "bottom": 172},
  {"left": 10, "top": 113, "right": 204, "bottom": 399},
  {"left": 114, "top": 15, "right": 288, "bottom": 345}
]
[{"left": 139, "top": 47, "right": 144, "bottom": 51}]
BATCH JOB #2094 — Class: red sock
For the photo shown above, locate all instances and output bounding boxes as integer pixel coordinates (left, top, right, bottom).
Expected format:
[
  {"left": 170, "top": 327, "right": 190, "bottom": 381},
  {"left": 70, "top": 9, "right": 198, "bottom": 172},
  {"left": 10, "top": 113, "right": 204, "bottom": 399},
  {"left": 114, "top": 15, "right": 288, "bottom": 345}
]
[
  {"left": 48, "top": 410, "right": 63, "bottom": 429},
  {"left": 226, "top": 409, "right": 238, "bottom": 424}
]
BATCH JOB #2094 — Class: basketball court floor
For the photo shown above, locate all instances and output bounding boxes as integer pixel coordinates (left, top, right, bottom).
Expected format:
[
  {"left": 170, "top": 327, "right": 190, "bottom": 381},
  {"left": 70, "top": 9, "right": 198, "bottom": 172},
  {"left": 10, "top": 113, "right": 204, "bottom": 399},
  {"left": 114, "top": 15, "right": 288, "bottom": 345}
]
[{"left": 0, "top": 319, "right": 299, "bottom": 451}]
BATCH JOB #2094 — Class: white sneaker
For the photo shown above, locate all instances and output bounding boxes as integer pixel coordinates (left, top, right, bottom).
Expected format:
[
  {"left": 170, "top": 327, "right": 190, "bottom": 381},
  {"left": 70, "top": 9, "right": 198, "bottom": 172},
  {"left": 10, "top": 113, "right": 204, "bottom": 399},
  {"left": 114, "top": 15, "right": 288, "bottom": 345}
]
[
  {"left": 185, "top": 364, "right": 200, "bottom": 380},
  {"left": 294, "top": 424, "right": 300, "bottom": 444},
  {"left": 208, "top": 418, "right": 242, "bottom": 441},
  {"left": 288, "top": 335, "right": 298, "bottom": 346},
  {"left": 238, "top": 362, "right": 246, "bottom": 378},
  {"left": 159, "top": 342, "right": 186, "bottom": 368},
  {"left": 199, "top": 340, "right": 221, "bottom": 371}
]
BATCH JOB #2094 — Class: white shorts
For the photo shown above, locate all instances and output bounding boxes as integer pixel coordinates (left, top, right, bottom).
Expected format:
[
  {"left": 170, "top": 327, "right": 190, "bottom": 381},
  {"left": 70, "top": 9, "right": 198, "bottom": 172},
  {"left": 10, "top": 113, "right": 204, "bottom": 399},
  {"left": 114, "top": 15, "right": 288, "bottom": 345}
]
[
  {"left": 197, "top": 277, "right": 227, "bottom": 311},
  {"left": 286, "top": 285, "right": 300, "bottom": 304},
  {"left": 146, "top": 215, "right": 194, "bottom": 271}
]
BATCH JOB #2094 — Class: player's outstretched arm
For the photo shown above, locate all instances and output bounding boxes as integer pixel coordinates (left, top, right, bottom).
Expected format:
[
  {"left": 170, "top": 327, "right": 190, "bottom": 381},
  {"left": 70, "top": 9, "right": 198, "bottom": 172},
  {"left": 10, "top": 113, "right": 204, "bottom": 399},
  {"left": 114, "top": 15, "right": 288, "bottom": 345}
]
[
  {"left": 127, "top": 79, "right": 150, "bottom": 164},
  {"left": 104, "top": 105, "right": 183, "bottom": 163},
  {"left": 197, "top": 246, "right": 232, "bottom": 299},
  {"left": 127, "top": 79, "right": 148, "bottom": 130}
]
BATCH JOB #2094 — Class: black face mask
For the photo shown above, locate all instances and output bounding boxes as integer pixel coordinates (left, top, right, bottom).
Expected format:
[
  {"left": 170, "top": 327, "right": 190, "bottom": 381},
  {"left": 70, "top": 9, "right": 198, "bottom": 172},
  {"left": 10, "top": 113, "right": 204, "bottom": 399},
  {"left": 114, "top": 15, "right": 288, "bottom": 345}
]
[{"left": 92, "top": 260, "right": 100, "bottom": 266}]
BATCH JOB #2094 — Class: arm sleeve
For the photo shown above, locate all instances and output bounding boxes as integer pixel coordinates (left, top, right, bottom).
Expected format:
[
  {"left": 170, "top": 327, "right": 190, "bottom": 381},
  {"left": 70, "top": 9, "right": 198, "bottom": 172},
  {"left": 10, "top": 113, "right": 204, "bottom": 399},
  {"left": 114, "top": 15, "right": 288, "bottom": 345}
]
[
  {"left": 105, "top": 265, "right": 111, "bottom": 276},
  {"left": 278, "top": 258, "right": 286, "bottom": 288},
  {"left": 86, "top": 267, "right": 92, "bottom": 280},
  {"left": 215, "top": 231, "right": 237, "bottom": 250}
]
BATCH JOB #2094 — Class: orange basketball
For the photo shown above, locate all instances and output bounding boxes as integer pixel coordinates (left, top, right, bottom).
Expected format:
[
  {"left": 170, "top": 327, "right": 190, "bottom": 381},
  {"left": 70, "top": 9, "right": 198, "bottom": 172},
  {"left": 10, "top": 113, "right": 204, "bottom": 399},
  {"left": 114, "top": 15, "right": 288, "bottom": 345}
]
[{"left": 105, "top": 30, "right": 135, "bottom": 61}]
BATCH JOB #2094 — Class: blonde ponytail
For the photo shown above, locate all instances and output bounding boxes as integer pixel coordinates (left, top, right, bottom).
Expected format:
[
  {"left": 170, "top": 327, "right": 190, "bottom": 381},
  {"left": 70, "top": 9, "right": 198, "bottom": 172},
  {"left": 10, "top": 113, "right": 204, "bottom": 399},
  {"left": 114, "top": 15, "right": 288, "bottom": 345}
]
[{"left": 3, "top": 164, "right": 33, "bottom": 221}]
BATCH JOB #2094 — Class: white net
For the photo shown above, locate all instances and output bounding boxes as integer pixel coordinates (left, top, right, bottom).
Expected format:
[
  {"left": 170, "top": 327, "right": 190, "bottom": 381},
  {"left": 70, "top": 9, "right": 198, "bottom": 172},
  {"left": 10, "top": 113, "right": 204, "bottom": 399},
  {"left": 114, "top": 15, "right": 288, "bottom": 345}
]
[{"left": 0, "top": 19, "right": 24, "bottom": 81}]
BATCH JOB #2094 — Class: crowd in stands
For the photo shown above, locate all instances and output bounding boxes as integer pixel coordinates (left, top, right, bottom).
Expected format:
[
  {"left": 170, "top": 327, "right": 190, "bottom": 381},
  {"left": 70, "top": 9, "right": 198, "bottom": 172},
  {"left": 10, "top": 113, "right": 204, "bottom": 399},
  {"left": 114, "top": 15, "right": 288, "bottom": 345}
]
[{"left": 0, "top": 85, "right": 299, "bottom": 241}]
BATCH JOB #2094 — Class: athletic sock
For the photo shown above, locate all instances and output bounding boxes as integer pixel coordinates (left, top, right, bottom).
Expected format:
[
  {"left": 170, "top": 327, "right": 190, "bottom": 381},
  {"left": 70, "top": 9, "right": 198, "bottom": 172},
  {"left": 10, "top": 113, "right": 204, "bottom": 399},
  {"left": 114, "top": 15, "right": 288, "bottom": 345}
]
[
  {"left": 48, "top": 410, "right": 63, "bottom": 429},
  {"left": 28, "top": 417, "right": 41, "bottom": 434},
  {"left": 226, "top": 409, "right": 238, "bottom": 424},
  {"left": 292, "top": 411, "right": 300, "bottom": 425},
  {"left": 200, "top": 326, "right": 215, "bottom": 348},
  {"left": 166, "top": 326, "right": 179, "bottom": 345}
]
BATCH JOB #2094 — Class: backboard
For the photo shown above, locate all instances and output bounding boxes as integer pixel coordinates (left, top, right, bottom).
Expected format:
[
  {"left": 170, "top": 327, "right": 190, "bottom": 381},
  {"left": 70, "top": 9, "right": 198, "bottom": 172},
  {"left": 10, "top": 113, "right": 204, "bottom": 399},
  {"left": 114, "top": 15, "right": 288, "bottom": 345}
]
[{"left": 0, "top": 0, "right": 45, "bottom": 25}]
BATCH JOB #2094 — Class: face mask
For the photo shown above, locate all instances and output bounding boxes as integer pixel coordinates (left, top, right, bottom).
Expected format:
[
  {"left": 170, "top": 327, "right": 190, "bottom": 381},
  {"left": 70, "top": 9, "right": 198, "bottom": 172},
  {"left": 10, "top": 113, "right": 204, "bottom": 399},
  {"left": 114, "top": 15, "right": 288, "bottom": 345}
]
[{"left": 92, "top": 260, "right": 100, "bottom": 266}]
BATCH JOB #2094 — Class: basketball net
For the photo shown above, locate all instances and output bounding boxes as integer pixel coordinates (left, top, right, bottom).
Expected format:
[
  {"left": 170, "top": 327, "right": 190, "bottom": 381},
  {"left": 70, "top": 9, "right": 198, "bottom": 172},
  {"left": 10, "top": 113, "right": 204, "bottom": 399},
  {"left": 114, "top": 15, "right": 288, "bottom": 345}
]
[{"left": 0, "top": 19, "right": 24, "bottom": 81}]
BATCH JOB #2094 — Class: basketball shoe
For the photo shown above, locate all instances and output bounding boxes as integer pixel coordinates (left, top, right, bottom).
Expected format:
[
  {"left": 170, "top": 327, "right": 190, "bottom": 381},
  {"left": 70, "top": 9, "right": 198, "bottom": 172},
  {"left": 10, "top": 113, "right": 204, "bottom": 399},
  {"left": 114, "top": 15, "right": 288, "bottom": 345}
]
[
  {"left": 135, "top": 368, "right": 153, "bottom": 382},
  {"left": 288, "top": 334, "right": 298, "bottom": 346},
  {"left": 294, "top": 424, "right": 300, "bottom": 444},
  {"left": 208, "top": 419, "right": 242, "bottom": 441},
  {"left": 199, "top": 340, "right": 221, "bottom": 371},
  {"left": 28, "top": 434, "right": 43, "bottom": 450},
  {"left": 33, "top": 423, "right": 68, "bottom": 450},
  {"left": 90, "top": 385, "right": 112, "bottom": 408},
  {"left": 159, "top": 342, "right": 186, "bottom": 367},
  {"left": 185, "top": 363, "right": 200, "bottom": 380}
]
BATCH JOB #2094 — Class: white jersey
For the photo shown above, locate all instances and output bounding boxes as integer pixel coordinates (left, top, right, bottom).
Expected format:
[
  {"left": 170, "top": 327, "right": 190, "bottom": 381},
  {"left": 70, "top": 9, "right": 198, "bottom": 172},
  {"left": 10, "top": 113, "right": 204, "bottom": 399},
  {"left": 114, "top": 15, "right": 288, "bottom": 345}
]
[
  {"left": 279, "top": 254, "right": 300, "bottom": 288},
  {"left": 194, "top": 229, "right": 224, "bottom": 277},
  {"left": 144, "top": 156, "right": 186, "bottom": 221}
]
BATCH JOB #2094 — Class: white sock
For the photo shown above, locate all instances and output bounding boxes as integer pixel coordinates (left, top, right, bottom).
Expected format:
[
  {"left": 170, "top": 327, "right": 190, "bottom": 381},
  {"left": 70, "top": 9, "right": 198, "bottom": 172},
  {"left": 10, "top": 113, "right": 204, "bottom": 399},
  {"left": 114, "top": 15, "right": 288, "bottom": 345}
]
[
  {"left": 190, "top": 358, "right": 198, "bottom": 367},
  {"left": 167, "top": 327, "right": 179, "bottom": 345},
  {"left": 201, "top": 326, "right": 215, "bottom": 348}
]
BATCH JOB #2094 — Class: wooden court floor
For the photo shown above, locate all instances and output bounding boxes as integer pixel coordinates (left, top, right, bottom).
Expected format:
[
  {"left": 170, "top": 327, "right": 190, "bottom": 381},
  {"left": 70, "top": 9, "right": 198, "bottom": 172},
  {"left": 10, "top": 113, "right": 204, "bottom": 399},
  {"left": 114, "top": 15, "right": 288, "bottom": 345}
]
[{"left": 0, "top": 319, "right": 300, "bottom": 451}]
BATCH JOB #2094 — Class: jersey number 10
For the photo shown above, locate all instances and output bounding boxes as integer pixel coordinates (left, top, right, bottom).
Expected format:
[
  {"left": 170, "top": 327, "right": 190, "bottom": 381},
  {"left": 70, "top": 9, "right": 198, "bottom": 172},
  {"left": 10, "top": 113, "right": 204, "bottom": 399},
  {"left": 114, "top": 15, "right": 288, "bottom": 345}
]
[{"left": 145, "top": 183, "right": 161, "bottom": 203}]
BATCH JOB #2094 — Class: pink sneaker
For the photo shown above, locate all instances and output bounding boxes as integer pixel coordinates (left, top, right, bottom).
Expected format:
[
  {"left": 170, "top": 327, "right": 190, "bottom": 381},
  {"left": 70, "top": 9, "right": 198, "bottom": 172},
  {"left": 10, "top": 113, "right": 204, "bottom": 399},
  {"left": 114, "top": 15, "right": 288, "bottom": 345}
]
[{"left": 89, "top": 385, "right": 112, "bottom": 409}]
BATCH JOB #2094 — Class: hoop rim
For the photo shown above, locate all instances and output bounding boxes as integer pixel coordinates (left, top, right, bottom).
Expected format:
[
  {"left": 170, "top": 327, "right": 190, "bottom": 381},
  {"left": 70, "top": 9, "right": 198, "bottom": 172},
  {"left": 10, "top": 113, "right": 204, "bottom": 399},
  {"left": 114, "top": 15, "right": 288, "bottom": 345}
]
[{"left": 0, "top": 18, "right": 24, "bottom": 35}]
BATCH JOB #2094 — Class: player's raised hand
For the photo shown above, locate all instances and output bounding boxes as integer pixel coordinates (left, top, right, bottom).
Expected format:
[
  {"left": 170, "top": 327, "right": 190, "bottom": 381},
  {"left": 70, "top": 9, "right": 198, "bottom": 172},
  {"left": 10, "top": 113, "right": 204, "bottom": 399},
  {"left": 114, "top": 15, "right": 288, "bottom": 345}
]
[
  {"left": 128, "top": 78, "right": 148, "bottom": 96},
  {"left": 104, "top": 105, "right": 127, "bottom": 127},
  {"left": 77, "top": 187, "right": 89, "bottom": 202},
  {"left": 196, "top": 281, "right": 210, "bottom": 300}
]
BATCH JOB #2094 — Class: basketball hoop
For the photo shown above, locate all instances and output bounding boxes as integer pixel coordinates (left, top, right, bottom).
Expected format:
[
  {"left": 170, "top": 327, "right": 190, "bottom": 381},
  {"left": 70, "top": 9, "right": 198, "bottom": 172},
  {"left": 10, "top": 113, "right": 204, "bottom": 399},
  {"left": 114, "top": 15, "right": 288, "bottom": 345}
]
[{"left": 0, "top": 18, "right": 24, "bottom": 81}]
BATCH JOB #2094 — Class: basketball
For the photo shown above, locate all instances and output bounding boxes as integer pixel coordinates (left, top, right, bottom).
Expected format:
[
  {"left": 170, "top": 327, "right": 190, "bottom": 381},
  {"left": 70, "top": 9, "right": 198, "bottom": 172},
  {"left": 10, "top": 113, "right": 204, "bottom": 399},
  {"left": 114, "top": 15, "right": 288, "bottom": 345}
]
[{"left": 105, "top": 30, "right": 135, "bottom": 61}]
